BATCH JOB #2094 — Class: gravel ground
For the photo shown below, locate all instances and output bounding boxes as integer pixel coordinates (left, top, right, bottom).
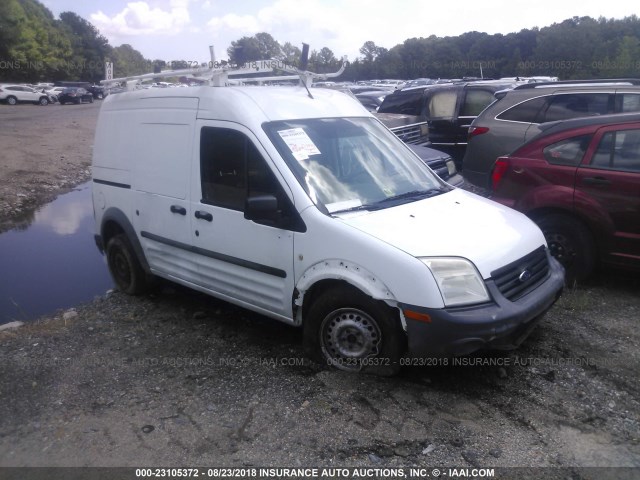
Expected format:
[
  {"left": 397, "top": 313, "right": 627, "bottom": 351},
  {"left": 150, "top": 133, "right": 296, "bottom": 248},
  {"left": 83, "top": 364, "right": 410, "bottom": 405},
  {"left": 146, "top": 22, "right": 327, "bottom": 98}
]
[{"left": 0, "top": 102, "right": 639, "bottom": 477}]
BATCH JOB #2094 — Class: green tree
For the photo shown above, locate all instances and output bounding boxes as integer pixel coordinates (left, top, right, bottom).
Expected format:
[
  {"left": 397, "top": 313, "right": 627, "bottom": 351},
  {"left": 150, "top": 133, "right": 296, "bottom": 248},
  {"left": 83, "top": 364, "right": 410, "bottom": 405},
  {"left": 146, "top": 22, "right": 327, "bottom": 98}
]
[
  {"left": 59, "top": 11, "right": 110, "bottom": 82},
  {"left": 279, "top": 41, "right": 301, "bottom": 66},
  {"left": 0, "top": 0, "right": 73, "bottom": 82},
  {"left": 359, "top": 41, "right": 382, "bottom": 62},
  {"left": 110, "top": 44, "right": 152, "bottom": 78},
  {"left": 612, "top": 35, "right": 640, "bottom": 77},
  {"left": 227, "top": 32, "right": 282, "bottom": 64}
]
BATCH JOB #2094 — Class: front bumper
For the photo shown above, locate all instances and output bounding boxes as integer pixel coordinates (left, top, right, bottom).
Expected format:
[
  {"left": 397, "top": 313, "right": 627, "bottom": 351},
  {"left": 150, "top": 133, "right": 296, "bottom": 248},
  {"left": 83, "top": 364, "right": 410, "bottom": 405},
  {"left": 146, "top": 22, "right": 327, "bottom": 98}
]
[{"left": 402, "top": 256, "right": 565, "bottom": 358}]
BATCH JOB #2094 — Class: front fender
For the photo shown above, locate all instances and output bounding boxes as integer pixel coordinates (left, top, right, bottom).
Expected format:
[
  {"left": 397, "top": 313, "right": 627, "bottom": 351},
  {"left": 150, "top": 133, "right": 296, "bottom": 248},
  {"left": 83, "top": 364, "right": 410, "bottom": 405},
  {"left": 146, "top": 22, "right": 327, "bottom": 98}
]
[{"left": 294, "top": 259, "right": 397, "bottom": 324}]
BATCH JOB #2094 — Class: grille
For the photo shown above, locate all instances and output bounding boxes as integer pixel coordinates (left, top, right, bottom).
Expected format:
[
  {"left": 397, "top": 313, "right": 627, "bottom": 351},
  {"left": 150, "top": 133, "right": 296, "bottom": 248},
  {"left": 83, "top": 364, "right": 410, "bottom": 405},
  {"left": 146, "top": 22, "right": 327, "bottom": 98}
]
[
  {"left": 491, "top": 246, "right": 550, "bottom": 301},
  {"left": 390, "top": 124, "right": 423, "bottom": 144}
]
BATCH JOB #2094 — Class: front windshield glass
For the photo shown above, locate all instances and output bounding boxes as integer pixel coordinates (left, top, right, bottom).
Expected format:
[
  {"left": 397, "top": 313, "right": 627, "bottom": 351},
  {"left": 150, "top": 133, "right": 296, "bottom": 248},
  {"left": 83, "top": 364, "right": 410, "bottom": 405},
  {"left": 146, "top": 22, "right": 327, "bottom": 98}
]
[{"left": 263, "top": 117, "right": 446, "bottom": 214}]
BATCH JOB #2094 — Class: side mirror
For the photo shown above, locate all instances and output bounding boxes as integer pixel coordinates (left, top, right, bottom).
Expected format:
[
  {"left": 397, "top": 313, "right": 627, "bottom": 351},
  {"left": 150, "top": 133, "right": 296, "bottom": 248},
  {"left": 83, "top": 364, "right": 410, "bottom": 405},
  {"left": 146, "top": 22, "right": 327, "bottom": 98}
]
[{"left": 244, "top": 195, "right": 279, "bottom": 225}]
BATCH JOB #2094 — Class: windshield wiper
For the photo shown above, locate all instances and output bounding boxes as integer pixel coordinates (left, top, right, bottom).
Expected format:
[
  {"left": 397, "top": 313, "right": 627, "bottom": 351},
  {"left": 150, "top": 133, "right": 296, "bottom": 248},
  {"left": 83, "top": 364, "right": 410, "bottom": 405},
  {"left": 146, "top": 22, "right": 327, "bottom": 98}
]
[
  {"left": 330, "top": 203, "right": 376, "bottom": 215},
  {"left": 330, "top": 187, "right": 449, "bottom": 215},
  {"left": 375, "top": 187, "right": 449, "bottom": 205}
]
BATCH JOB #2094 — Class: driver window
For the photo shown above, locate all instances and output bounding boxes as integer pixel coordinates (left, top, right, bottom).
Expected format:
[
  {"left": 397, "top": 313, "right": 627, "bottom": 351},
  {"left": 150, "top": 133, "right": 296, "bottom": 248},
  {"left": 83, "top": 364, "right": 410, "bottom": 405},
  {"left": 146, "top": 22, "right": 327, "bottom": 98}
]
[{"left": 200, "top": 127, "right": 282, "bottom": 210}]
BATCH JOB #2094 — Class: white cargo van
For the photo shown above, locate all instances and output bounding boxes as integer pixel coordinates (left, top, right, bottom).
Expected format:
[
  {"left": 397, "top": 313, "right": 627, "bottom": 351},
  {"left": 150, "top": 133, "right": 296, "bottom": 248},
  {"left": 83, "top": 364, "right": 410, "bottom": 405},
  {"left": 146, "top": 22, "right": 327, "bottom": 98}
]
[{"left": 92, "top": 86, "right": 564, "bottom": 375}]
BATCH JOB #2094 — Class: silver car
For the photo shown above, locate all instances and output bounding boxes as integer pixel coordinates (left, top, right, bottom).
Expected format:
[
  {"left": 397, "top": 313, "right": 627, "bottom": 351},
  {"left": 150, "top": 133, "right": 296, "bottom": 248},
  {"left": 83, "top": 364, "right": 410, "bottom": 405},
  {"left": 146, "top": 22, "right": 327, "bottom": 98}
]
[{"left": 463, "top": 79, "right": 640, "bottom": 189}]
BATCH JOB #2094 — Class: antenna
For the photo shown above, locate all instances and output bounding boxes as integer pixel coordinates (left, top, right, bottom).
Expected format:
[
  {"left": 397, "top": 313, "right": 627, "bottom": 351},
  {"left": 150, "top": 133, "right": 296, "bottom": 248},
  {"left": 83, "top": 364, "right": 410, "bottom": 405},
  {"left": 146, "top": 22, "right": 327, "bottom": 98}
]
[{"left": 300, "top": 43, "right": 309, "bottom": 70}]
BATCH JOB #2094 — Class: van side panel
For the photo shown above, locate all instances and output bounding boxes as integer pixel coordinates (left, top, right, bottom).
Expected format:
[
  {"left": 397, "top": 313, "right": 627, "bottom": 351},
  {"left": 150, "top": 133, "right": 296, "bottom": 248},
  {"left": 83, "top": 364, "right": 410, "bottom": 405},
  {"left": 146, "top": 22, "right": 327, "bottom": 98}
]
[
  {"left": 134, "top": 123, "right": 191, "bottom": 199},
  {"left": 132, "top": 102, "right": 199, "bottom": 283}
]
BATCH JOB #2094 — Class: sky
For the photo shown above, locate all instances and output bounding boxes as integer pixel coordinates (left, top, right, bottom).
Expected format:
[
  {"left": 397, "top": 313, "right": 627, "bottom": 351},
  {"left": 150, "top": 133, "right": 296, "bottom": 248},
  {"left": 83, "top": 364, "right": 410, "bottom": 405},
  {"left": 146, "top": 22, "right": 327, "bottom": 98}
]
[{"left": 40, "top": 0, "right": 639, "bottom": 64}]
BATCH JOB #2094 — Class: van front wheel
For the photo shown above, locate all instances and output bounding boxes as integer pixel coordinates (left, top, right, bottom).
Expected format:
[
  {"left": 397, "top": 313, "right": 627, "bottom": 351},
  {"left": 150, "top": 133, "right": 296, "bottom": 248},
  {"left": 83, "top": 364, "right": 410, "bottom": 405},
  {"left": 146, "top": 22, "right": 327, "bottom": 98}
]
[
  {"left": 106, "top": 234, "right": 148, "bottom": 295},
  {"left": 304, "top": 286, "right": 403, "bottom": 376}
]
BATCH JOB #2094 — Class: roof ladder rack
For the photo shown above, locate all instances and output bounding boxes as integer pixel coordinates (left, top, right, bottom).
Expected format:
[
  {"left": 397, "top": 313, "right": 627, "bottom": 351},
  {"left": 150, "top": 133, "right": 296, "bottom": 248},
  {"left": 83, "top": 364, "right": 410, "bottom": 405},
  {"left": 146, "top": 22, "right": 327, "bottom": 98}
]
[{"left": 100, "top": 44, "right": 347, "bottom": 91}]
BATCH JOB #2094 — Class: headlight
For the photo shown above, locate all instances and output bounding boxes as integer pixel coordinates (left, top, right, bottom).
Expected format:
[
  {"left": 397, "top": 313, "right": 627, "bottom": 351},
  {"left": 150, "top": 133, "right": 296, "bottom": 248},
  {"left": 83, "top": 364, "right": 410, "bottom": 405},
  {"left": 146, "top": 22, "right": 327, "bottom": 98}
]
[
  {"left": 445, "top": 158, "right": 457, "bottom": 176},
  {"left": 421, "top": 257, "right": 490, "bottom": 307}
]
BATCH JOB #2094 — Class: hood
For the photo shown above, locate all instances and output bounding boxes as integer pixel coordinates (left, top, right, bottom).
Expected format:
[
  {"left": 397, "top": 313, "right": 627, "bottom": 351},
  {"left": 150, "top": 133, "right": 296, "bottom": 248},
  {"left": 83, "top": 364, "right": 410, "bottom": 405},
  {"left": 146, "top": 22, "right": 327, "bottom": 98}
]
[{"left": 336, "top": 189, "right": 546, "bottom": 279}]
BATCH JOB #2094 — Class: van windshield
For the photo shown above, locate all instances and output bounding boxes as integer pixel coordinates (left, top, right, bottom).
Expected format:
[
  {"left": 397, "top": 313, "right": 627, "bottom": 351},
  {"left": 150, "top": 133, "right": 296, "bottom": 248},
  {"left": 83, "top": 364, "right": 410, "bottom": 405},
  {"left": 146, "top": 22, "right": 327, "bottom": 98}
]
[{"left": 264, "top": 117, "right": 447, "bottom": 214}]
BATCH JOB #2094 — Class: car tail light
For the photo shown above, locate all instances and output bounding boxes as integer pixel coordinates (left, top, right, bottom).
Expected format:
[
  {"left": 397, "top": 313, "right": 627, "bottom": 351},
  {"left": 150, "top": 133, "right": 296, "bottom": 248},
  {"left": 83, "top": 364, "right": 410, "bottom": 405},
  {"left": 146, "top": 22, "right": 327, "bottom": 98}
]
[
  {"left": 491, "top": 158, "right": 510, "bottom": 191},
  {"left": 468, "top": 126, "right": 489, "bottom": 140}
]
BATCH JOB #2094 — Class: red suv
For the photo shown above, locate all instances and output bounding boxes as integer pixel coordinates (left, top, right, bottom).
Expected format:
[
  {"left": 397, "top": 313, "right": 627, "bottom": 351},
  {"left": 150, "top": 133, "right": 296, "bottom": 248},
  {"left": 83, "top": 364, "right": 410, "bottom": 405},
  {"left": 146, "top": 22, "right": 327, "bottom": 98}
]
[{"left": 491, "top": 112, "right": 640, "bottom": 283}]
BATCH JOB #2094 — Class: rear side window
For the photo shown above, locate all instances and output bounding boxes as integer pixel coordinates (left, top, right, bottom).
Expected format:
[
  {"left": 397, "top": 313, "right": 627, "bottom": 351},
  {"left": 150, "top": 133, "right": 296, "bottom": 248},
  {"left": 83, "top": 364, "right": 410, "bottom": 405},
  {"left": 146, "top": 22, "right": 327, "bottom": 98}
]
[
  {"left": 427, "top": 91, "right": 457, "bottom": 119},
  {"left": 541, "top": 93, "right": 610, "bottom": 123},
  {"left": 543, "top": 135, "right": 591, "bottom": 166},
  {"left": 460, "top": 89, "right": 495, "bottom": 117},
  {"left": 619, "top": 93, "right": 640, "bottom": 113},
  {"left": 378, "top": 90, "right": 423, "bottom": 115},
  {"left": 497, "top": 96, "right": 548, "bottom": 123},
  {"left": 590, "top": 130, "right": 640, "bottom": 172}
]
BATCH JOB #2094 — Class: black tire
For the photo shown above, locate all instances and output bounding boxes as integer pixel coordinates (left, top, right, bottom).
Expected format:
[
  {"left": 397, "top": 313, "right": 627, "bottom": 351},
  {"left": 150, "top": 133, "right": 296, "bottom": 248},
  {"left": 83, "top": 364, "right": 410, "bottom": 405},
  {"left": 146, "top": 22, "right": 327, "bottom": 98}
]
[
  {"left": 75, "top": 98, "right": 81, "bottom": 104},
  {"left": 6, "top": 96, "right": 17, "bottom": 105},
  {"left": 536, "top": 213, "right": 595, "bottom": 285},
  {"left": 88, "top": 96, "right": 94, "bottom": 103},
  {"left": 106, "top": 234, "right": 149, "bottom": 295},
  {"left": 303, "top": 285, "right": 404, "bottom": 376},
  {"left": 96, "top": 93, "right": 103, "bottom": 99},
  {"left": 39, "top": 97, "right": 49, "bottom": 106}
]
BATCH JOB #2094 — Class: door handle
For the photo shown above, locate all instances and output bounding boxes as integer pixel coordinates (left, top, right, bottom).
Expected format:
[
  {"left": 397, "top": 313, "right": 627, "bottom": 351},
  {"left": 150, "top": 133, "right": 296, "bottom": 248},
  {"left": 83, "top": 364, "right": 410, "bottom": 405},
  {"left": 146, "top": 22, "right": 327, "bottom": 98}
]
[
  {"left": 194, "top": 210, "right": 213, "bottom": 222},
  {"left": 582, "top": 177, "right": 611, "bottom": 186},
  {"left": 170, "top": 205, "right": 186, "bottom": 215}
]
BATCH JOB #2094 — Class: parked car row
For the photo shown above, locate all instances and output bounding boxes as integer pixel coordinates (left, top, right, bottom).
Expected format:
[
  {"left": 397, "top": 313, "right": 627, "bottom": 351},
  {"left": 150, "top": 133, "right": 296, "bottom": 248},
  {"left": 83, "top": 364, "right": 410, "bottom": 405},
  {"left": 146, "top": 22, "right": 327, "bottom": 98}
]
[
  {"left": 377, "top": 79, "right": 525, "bottom": 168},
  {"left": 0, "top": 82, "right": 108, "bottom": 105},
  {"left": 462, "top": 79, "right": 640, "bottom": 282},
  {"left": 463, "top": 79, "right": 640, "bottom": 185}
]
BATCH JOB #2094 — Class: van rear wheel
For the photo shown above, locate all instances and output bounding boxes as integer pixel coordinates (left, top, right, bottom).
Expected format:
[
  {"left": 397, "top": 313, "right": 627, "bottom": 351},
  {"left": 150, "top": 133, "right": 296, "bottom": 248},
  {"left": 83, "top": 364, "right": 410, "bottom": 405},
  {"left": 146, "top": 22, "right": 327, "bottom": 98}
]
[
  {"left": 303, "top": 286, "right": 403, "bottom": 376},
  {"left": 106, "top": 234, "right": 149, "bottom": 295}
]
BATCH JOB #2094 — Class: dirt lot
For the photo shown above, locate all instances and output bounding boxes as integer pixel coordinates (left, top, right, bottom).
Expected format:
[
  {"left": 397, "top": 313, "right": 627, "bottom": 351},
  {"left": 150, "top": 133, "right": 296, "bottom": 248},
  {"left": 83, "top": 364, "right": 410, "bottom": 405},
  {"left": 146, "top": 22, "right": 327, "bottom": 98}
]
[{"left": 0, "top": 103, "right": 639, "bottom": 477}]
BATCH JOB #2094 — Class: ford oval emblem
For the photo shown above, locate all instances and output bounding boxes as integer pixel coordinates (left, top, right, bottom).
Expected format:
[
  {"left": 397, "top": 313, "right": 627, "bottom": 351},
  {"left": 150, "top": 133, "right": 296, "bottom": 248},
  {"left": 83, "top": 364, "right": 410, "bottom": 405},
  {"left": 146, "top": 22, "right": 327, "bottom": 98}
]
[{"left": 518, "top": 269, "right": 532, "bottom": 282}]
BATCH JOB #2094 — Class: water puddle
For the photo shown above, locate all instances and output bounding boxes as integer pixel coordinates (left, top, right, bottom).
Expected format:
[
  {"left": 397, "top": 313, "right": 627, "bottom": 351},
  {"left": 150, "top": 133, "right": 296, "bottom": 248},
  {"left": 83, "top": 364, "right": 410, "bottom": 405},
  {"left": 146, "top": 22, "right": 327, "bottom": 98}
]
[{"left": 0, "top": 183, "right": 113, "bottom": 324}]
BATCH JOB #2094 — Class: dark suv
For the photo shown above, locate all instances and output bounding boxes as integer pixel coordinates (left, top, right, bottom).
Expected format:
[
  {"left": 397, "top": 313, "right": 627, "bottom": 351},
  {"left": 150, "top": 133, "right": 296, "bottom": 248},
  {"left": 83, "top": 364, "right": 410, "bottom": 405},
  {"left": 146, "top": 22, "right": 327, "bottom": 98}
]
[
  {"left": 87, "top": 85, "right": 107, "bottom": 99},
  {"left": 490, "top": 112, "right": 640, "bottom": 283},
  {"left": 378, "top": 80, "right": 520, "bottom": 167},
  {"left": 464, "top": 79, "right": 640, "bottom": 189}
]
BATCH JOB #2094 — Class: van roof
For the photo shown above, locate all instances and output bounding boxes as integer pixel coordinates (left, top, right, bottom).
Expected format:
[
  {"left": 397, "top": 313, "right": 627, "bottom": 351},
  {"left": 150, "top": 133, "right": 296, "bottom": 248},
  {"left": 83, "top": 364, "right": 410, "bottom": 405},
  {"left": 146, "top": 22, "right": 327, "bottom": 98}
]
[{"left": 101, "top": 85, "right": 369, "bottom": 124}]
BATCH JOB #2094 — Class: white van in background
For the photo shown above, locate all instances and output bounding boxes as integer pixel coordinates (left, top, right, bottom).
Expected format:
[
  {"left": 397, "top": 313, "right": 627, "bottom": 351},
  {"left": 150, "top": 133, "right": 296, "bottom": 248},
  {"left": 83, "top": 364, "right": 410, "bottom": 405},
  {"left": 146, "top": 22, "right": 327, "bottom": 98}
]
[{"left": 92, "top": 86, "right": 564, "bottom": 375}]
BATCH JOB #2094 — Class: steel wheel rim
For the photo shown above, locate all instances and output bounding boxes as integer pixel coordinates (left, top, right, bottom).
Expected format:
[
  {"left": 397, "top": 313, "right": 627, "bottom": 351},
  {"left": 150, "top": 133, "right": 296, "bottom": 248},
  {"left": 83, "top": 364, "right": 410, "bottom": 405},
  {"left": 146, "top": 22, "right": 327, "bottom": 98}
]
[{"left": 320, "top": 308, "right": 381, "bottom": 370}]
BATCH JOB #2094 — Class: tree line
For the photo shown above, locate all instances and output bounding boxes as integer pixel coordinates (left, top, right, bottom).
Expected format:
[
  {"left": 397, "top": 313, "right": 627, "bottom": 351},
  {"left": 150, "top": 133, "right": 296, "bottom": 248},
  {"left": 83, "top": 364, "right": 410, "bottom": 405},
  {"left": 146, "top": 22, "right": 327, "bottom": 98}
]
[
  {"left": 1, "top": 0, "right": 639, "bottom": 84},
  {"left": 210, "top": 16, "right": 640, "bottom": 81}
]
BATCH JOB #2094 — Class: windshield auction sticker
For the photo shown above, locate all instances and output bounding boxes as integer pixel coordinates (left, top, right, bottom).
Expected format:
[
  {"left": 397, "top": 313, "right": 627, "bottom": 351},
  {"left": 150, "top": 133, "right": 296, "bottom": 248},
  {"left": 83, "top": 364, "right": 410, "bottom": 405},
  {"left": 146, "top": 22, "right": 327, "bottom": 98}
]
[{"left": 278, "top": 128, "right": 321, "bottom": 160}]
